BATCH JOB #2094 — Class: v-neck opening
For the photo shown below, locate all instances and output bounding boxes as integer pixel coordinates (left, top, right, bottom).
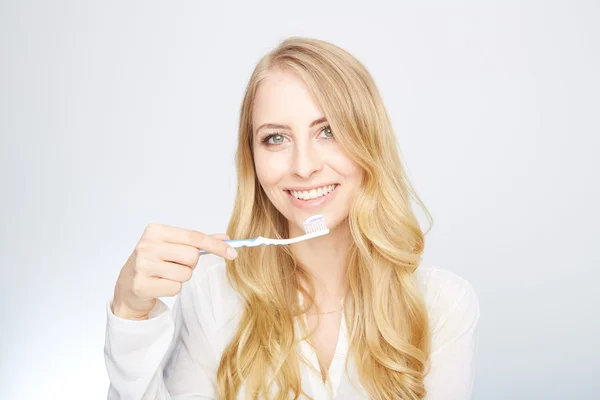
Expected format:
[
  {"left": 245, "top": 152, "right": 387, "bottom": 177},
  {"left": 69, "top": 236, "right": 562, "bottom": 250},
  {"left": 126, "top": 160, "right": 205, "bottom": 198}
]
[
  {"left": 296, "top": 294, "right": 349, "bottom": 399},
  {"left": 304, "top": 313, "right": 341, "bottom": 381}
]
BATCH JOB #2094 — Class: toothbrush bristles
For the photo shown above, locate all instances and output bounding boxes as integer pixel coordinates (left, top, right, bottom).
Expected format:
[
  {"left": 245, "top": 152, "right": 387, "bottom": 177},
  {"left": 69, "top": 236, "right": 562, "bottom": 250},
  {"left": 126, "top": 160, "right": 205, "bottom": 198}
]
[{"left": 303, "top": 215, "right": 327, "bottom": 234}]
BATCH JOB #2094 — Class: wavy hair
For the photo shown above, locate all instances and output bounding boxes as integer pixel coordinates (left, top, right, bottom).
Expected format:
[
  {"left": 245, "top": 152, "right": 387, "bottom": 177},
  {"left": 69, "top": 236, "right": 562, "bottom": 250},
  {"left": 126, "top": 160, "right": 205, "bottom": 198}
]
[{"left": 217, "top": 37, "right": 433, "bottom": 400}]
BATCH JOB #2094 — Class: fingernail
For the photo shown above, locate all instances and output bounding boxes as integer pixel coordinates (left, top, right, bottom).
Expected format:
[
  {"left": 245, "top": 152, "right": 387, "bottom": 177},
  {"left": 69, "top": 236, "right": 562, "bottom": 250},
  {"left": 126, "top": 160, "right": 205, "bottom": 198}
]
[{"left": 226, "top": 247, "right": 238, "bottom": 260}]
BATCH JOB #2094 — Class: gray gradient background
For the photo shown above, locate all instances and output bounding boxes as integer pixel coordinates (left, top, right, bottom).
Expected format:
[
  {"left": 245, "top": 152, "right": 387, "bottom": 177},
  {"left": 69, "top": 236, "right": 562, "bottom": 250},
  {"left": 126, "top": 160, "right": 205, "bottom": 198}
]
[{"left": 1, "top": 1, "right": 599, "bottom": 399}]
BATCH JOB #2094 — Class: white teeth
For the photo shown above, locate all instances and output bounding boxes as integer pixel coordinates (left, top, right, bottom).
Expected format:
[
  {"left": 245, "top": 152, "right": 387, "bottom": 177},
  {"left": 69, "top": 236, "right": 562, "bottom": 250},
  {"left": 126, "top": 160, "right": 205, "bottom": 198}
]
[{"left": 290, "top": 184, "right": 337, "bottom": 200}]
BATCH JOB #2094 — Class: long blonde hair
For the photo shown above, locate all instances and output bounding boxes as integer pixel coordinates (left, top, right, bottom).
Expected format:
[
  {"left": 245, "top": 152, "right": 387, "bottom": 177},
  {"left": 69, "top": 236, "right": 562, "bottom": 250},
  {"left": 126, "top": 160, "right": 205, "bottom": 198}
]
[{"left": 218, "top": 37, "right": 433, "bottom": 400}]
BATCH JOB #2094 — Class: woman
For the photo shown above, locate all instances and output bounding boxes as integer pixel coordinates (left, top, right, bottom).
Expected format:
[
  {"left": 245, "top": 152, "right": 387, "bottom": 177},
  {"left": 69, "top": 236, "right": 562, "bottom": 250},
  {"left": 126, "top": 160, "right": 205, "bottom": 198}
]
[{"left": 105, "top": 37, "right": 480, "bottom": 400}]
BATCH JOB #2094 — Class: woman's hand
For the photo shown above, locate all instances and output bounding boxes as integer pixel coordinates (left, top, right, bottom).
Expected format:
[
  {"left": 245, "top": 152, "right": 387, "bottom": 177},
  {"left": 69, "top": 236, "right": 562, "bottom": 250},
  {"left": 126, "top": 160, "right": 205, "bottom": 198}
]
[{"left": 111, "top": 224, "right": 237, "bottom": 320}]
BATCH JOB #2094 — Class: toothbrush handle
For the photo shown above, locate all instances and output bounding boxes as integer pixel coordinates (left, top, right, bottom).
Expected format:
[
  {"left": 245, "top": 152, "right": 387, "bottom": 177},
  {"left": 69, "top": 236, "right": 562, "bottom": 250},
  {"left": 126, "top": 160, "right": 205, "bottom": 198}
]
[{"left": 199, "top": 239, "right": 255, "bottom": 255}]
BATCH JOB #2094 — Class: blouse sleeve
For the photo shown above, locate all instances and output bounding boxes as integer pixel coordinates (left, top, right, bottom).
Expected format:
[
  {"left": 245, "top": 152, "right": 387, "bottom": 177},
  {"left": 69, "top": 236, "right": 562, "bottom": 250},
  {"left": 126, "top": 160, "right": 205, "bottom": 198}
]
[
  {"left": 424, "top": 276, "right": 481, "bottom": 399},
  {"left": 104, "top": 267, "right": 220, "bottom": 399}
]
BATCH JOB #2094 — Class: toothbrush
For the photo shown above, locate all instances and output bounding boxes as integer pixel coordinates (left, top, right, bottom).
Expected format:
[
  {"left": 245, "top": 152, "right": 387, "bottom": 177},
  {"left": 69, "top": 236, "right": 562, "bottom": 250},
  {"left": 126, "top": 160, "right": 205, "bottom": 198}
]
[{"left": 199, "top": 214, "right": 329, "bottom": 255}]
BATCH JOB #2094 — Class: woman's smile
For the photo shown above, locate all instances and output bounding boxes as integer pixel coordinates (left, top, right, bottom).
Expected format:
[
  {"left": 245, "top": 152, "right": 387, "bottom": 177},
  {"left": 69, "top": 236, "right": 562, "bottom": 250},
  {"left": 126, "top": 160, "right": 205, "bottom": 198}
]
[{"left": 284, "top": 184, "right": 340, "bottom": 209}]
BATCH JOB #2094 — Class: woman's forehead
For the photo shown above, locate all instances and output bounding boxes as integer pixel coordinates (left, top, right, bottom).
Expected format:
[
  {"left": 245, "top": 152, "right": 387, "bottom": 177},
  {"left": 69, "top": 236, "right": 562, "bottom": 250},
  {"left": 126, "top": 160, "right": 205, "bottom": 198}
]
[{"left": 252, "top": 70, "right": 324, "bottom": 130}]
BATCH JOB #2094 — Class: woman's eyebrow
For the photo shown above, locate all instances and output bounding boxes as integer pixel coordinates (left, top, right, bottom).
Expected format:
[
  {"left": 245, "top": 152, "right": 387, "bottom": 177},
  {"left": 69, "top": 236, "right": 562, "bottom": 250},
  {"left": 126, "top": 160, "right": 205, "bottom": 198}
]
[
  {"left": 309, "top": 117, "right": 328, "bottom": 128},
  {"left": 255, "top": 117, "right": 328, "bottom": 134}
]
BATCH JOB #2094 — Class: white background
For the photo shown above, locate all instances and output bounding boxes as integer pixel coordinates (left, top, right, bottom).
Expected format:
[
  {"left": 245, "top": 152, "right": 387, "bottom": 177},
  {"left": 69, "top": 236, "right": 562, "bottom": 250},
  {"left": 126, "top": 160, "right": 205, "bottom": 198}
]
[{"left": 1, "top": 1, "right": 599, "bottom": 399}]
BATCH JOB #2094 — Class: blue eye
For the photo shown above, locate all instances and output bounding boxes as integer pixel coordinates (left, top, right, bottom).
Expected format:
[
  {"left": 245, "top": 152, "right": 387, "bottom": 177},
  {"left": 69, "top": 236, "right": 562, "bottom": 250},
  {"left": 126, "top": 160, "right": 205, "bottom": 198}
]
[
  {"left": 262, "top": 134, "right": 287, "bottom": 145},
  {"left": 319, "top": 126, "right": 334, "bottom": 138}
]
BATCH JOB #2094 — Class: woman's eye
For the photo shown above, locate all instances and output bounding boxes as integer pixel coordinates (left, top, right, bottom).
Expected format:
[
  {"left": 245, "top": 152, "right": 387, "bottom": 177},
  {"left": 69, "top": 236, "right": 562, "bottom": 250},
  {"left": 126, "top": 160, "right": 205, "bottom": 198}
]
[
  {"left": 319, "top": 126, "right": 334, "bottom": 139},
  {"left": 263, "top": 134, "right": 287, "bottom": 145}
]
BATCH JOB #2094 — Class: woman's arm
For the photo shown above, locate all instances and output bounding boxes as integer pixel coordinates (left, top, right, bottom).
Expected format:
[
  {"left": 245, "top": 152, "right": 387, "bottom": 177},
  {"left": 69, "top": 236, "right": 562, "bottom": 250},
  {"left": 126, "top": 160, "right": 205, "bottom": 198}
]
[
  {"left": 104, "top": 271, "right": 220, "bottom": 399},
  {"left": 424, "top": 275, "right": 481, "bottom": 399}
]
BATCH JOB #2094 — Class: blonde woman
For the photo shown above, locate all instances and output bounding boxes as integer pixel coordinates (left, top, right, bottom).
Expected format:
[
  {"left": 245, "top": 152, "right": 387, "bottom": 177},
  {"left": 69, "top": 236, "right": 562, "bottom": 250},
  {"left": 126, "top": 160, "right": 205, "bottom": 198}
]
[{"left": 105, "top": 37, "right": 480, "bottom": 400}]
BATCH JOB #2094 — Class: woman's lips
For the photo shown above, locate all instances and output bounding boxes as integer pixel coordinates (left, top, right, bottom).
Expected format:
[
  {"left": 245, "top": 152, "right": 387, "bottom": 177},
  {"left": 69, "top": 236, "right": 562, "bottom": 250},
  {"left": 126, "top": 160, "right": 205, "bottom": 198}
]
[{"left": 285, "top": 185, "right": 339, "bottom": 209}]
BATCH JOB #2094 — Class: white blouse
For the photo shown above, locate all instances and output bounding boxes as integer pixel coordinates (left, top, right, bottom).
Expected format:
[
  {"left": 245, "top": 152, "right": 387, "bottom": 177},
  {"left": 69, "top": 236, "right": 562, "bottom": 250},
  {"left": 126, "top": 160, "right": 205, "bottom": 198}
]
[{"left": 104, "top": 254, "right": 480, "bottom": 399}]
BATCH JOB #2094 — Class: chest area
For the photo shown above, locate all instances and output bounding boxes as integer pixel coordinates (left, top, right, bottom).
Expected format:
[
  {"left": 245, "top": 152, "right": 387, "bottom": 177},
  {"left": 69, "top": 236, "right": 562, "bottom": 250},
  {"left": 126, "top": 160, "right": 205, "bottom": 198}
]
[{"left": 305, "top": 313, "right": 342, "bottom": 380}]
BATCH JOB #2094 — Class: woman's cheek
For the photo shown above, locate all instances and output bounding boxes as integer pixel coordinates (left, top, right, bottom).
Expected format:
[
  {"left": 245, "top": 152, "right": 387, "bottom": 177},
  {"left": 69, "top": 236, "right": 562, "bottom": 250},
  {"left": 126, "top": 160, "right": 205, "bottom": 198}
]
[{"left": 256, "top": 152, "right": 287, "bottom": 184}]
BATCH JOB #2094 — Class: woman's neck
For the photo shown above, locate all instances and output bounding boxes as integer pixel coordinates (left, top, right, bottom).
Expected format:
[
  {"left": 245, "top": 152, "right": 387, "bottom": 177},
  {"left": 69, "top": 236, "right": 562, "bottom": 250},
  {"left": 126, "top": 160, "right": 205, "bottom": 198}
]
[{"left": 289, "top": 220, "right": 352, "bottom": 309}]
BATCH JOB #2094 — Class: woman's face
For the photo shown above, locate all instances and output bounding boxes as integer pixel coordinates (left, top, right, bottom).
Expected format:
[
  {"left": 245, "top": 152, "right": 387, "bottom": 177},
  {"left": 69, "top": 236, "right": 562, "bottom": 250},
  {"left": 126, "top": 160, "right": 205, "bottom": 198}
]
[{"left": 252, "top": 69, "right": 363, "bottom": 236}]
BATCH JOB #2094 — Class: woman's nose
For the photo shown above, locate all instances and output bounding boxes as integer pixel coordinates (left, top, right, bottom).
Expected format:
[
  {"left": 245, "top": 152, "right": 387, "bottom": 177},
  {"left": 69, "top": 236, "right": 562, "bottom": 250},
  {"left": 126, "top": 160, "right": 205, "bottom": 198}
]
[{"left": 290, "top": 142, "right": 323, "bottom": 179}]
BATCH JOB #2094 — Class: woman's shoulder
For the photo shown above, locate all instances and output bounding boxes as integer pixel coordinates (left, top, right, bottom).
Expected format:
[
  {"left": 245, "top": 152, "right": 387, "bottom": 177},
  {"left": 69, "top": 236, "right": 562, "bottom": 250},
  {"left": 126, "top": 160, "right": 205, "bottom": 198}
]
[
  {"left": 187, "top": 253, "right": 244, "bottom": 330},
  {"left": 187, "top": 257, "right": 479, "bottom": 333},
  {"left": 414, "top": 265, "right": 480, "bottom": 328},
  {"left": 192, "top": 252, "right": 230, "bottom": 286},
  {"left": 191, "top": 257, "right": 480, "bottom": 313}
]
